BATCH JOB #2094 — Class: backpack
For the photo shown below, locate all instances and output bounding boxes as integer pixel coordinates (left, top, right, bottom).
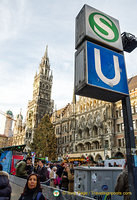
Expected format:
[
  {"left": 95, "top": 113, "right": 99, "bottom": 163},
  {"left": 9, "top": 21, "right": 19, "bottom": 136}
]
[
  {"left": 22, "top": 192, "right": 42, "bottom": 200},
  {"left": 33, "top": 192, "right": 42, "bottom": 200}
]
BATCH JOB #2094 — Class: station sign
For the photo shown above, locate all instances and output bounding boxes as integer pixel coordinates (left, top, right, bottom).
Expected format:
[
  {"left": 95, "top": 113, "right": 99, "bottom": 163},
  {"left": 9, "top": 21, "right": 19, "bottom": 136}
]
[
  {"left": 75, "top": 41, "right": 129, "bottom": 102},
  {"left": 75, "top": 4, "right": 123, "bottom": 52}
]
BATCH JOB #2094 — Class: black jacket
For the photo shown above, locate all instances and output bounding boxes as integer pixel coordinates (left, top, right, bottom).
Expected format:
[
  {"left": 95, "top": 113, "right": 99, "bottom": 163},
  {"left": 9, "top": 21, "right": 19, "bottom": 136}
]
[
  {"left": 18, "top": 189, "right": 45, "bottom": 200},
  {"left": 37, "top": 166, "right": 48, "bottom": 182},
  {"left": 0, "top": 171, "right": 12, "bottom": 200}
]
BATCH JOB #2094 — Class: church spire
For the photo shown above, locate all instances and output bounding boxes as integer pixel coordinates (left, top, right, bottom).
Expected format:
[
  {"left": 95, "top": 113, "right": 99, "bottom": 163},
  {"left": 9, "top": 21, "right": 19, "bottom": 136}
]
[
  {"left": 39, "top": 45, "right": 50, "bottom": 74},
  {"left": 45, "top": 45, "right": 48, "bottom": 59}
]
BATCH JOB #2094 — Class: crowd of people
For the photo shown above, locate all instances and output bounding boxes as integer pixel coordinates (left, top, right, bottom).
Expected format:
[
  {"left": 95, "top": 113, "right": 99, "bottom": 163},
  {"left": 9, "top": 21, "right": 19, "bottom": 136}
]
[
  {"left": 15, "top": 157, "right": 74, "bottom": 194},
  {"left": 0, "top": 156, "right": 130, "bottom": 200}
]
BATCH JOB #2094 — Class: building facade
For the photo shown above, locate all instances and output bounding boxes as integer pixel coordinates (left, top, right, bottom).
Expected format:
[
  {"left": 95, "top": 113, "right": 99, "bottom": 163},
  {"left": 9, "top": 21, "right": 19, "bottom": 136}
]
[
  {"left": 12, "top": 112, "right": 26, "bottom": 146},
  {"left": 51, "top": 75, "right": 137, "bottom": 161},
  {"left": 0, "top": 134, "right": 8, "bottom": 148},
  {"left": 24, "top": 46, "right": 54, "bottom": 151},
  {"left": 4, "top": 110, "right": 13, "bottom": 137}
]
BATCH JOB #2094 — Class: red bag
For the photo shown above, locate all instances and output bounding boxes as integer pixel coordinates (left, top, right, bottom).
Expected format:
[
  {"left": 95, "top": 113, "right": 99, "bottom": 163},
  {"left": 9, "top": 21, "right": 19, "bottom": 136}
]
[{"left": 54, "top": 178, "right": 57, "bottom": 185}]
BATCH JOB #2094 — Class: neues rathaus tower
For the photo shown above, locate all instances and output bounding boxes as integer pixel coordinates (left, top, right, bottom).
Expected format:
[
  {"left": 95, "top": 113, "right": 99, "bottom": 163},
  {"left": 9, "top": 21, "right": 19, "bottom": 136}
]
[{"left": 25, "top": 46, "right": 54, "bottom": 151}]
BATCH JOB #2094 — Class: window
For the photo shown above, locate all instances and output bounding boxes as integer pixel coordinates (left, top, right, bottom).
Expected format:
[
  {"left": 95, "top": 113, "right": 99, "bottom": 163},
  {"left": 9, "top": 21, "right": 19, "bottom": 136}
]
[
  {"left": 105, "top": 140, "right": 109, "bottom": 148},
  {"left": 93, "top": 126, "right": 98, "bottom": 136},
  {"left": 121, "top": 123, "right": 124, "bottom": 131},
  {"left": 78, "top": 129, "right": 82, "bottom": 139},
  {"left": 122, "top": 138, "right": 125, "bottom": 147},
  {"left": 117, "top": 124, "right": 121, "bottom": 132},
  {"left": 70, "top": 135, "right": 72, "bottom": 142},
  {"left": 120, "top": 109, "right": 123, "bottom": 117},
  {"left": 135, "top": 105, "right": 137, "bottom": 113},
  {"left": 131, "top": 106, "right": 135, "bottom": 114},
  {"left": 118, "top": 139, "right": 121, "bottom": 147},
  {"left": 133, "top": 120, "right": 136, "bottom": 130},
  {"left": 116, "top": 110, "right": 119, "bottom": 118},
  {"left": 75, "top": 146, "right": 77, "bottom": 151}
]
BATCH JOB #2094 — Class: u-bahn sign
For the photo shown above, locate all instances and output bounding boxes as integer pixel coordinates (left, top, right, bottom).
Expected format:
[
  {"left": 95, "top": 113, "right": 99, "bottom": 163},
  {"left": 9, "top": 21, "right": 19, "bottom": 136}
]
[
  {"left": 75, "top": 5, "right": 129, "bottom": 102},
  {"left": 75, "top": 4, "right": 123, "bottom": 52},
  {"left": 75, "top": 41, "right": 129, "bottom": 102}
]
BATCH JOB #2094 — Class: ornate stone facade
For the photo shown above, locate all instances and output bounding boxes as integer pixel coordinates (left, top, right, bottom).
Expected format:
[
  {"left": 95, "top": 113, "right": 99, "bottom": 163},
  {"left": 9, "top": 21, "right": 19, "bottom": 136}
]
[
  {"left": 0, "top": 134, "right": 8, "bottom": 148},
  {"left": 12, "top": 112, "right": 26, "bottom": 146},
  {"left": 51, "top": 75, "right": 137, "bottom": 161},
  {"left": 24, "top": 46, "right": 54, "bottom": 151}
]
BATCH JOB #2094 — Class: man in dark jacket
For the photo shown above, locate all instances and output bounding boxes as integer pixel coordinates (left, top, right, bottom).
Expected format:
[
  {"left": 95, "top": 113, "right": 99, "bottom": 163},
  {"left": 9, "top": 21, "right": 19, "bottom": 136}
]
[
  {"left": 0, "top": 163, "right": 12, "bottom": 200},
  {"left": 115, "top": 161, "right": 131, "bottom": 200},
  {"left": 26, "top": 156, "right": 34, "bottom": 175},
  {"left": 37, "top": 160, "right": 48, "bottom": 182}
]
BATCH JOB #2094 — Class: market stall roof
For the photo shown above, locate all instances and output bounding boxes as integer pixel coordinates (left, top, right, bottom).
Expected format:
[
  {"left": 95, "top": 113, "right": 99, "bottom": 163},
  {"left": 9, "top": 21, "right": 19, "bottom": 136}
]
[{"left": 0, "top": 144, "right": 26, "bottom": 152}]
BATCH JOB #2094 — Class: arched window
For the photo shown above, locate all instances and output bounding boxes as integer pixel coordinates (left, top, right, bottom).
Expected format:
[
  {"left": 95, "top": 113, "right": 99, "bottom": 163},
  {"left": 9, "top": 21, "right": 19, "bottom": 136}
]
[
  {"left": 78, "top": 129, "right": 82, "bottom": 139},
  {"left": 85, "top": 127, "right": 90, "bottom": 137},
  {"left": 93, "top": 126, "right": 98, "bottom": 136}
]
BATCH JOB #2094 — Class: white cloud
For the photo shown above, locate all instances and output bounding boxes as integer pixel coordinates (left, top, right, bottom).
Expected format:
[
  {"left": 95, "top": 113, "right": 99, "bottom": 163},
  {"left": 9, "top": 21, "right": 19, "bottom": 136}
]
[{"left": 0, "top": 0, "right": 31, "bottom": 42}]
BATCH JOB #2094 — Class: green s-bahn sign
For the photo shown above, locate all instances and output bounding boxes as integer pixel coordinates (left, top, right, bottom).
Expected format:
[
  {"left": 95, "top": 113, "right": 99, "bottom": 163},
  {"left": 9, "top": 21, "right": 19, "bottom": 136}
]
[{"left": 75, "top": 4, "right": 123, "bottom": 51}]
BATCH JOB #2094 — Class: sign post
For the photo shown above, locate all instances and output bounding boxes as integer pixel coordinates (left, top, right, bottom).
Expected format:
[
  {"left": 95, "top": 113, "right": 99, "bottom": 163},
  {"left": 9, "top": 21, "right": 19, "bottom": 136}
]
[
  {"left": 122, "top": 96, "right": 137, "bottom": 198},
  {"left": 75, "top": 4, "right": 137, "bottom": 199}
]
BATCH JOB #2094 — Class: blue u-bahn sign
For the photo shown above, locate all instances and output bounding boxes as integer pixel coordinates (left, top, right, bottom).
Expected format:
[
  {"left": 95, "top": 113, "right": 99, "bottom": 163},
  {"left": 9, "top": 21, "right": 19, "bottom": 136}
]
[
  {"left": 75, "top": 5, "right": 129, "bottom": 102},
  {"left": 75, "top": 41, "right": 129, "bottom": 102}
]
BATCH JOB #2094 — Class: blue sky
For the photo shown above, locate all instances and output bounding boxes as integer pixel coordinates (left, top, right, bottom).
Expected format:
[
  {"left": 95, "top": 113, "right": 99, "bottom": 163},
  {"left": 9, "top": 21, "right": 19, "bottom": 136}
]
[{"left": 0, "top": 0, "right": 137, "bottom": 134}]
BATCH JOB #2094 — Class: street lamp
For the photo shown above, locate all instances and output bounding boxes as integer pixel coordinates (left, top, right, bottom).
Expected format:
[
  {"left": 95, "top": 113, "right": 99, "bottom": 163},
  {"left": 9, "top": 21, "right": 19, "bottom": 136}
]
[{"left": 121, "top": 32, "right": 137, "bottom": 53}]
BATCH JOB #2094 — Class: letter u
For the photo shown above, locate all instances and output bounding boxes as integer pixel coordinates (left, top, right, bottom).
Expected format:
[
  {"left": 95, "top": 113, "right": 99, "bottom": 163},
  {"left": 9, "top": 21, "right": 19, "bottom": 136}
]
[{"left": 94, "top": 48, "right": 120, "bottom": 87}]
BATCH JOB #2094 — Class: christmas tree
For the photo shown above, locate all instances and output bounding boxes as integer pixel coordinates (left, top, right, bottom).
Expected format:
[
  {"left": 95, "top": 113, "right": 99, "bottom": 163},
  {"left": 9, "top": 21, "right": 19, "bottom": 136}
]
[{"left": 30, "top": 114, "right": 57, "bottom": 161}]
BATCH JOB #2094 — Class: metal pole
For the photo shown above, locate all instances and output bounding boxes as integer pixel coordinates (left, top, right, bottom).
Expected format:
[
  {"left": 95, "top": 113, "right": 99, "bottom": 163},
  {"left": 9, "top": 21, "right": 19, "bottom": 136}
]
[{"left": 122, "top": 96, "right": 137, "bottom": 200}]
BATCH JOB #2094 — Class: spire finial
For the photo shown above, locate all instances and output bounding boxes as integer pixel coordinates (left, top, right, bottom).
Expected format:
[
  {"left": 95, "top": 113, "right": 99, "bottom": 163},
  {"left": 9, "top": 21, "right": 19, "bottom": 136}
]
[{"left": 45, "top": 45, "right": 48, "bottom": 59}]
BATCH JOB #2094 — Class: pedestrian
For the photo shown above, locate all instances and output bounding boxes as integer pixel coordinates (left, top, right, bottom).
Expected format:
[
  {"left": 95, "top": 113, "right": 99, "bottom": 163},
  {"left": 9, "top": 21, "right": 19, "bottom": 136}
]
[
  {"left": 49, "top": 166, "right": 58, "bottom": 188},
  {"left": 115, "top": 161, "right": 130, "bottom": 200},
  {"left": 61, "top": 167, "right": 69, "bottom": 191},
  {"left": 47, "top": 163, "right": 51, "bottom": 179},
  {"left": 56, "top": 164, "right": 64, "bottom": 189},
  {"left": 26, "top": 156, "right": 34, "bottom": 175},
  {"left": 66, "top": 166, "right": 74, "bottom": 192},
  {"left": 0, "top": 163, "right": 12, "bottom": 200},
  {"left": 36, "top": 160, "right": 48, "bottom": 182},
  {"left": 16, "top": 159, "right": 28, "bottom": 178},
  {"left": 18, "top": 173, "right": 46, "bottom": 200}
]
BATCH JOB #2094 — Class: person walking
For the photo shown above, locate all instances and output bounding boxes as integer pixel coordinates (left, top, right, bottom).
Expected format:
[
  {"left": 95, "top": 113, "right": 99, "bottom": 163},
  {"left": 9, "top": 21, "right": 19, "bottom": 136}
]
[
  {"left": 0, "top": 163, "right": 12, "bottom": 200},
  {"left": 61, "top": 167, "right": 69, "bottom": 191},
  {"left": 16, "top": 159, "right": 28, "bottom": 178},
  {"left": 26, "top": 156, "right": 34, "bottom": 176},
  {"left": 36, "top": 160, "right": 48, "bottom": 182},
  {"left": 66, "top": 166, "right": 74, "bottom": 192},
  {"left": 115, "top": 161, "right": 130, "bottom": 200},
  {"left": 18, "top": 173, "right": 46, "bottom": 200},
  {"left": 49, "top": 166, "right": 57, "bottom": 188}
]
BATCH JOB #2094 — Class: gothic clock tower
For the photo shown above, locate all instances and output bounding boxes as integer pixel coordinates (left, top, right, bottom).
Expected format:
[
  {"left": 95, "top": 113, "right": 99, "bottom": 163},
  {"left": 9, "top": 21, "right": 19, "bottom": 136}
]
[{"left": 25, "top": 46, "right": 54, "bottom": 150}]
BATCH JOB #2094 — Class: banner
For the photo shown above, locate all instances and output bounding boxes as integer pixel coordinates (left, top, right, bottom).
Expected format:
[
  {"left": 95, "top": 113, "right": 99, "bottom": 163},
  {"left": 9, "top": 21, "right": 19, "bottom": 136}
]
[
  {"left": 10, "top": 155, "right": 24, "bottom": 175},
  {"left": 0, "top": 151, "right": 12, "bottom": 173}
]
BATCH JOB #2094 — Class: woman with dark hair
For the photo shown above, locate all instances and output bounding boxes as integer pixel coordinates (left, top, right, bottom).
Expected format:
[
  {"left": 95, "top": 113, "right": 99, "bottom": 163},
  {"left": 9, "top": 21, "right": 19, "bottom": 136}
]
[{"left": 18, "top": 173, "right": 46, "bottom": 200}]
